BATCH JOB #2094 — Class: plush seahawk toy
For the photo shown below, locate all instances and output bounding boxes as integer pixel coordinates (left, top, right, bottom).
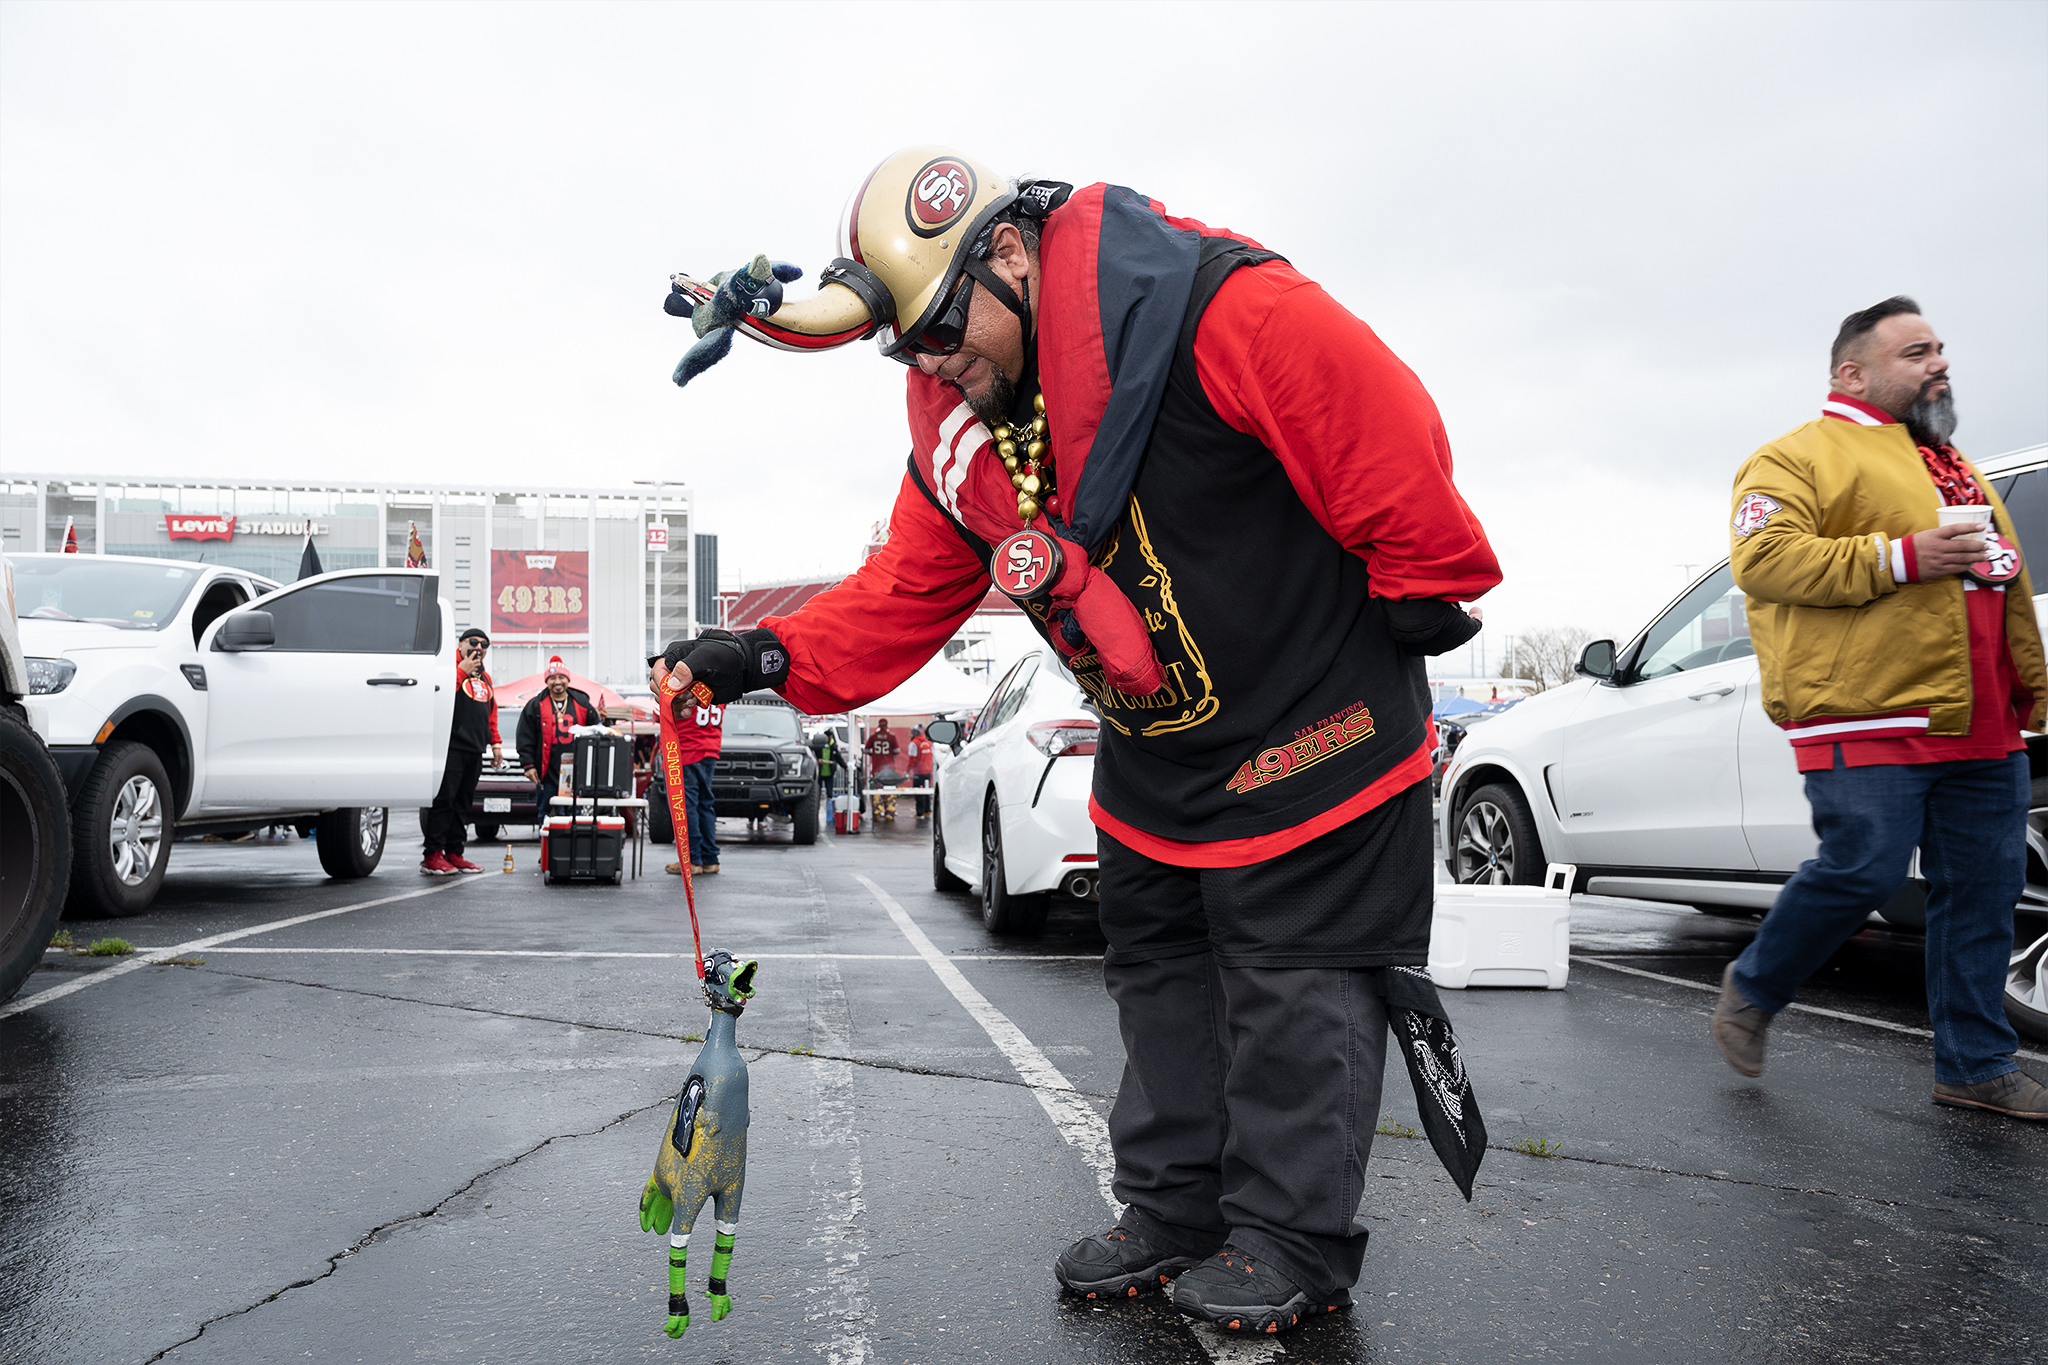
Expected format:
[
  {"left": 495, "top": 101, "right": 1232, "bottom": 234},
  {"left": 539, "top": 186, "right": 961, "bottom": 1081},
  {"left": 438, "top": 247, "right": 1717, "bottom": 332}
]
[{"left": 639, "top": 949, "right": 758, "bottom": 1339}]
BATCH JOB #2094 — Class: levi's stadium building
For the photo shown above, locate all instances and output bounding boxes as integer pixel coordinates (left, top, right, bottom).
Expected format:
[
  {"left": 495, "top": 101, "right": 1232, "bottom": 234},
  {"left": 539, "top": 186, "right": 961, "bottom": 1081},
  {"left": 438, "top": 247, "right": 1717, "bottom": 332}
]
[{"left": 2, "top": 474, "right": 713, "bottom": 687}]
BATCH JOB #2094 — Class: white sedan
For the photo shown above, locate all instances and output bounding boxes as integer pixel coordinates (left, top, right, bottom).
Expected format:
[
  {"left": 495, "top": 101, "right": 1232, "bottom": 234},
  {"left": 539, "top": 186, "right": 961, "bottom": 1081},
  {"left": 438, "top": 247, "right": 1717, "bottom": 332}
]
[
  {"left": 1438, "top": 442, "right": 2048, "bottom": 1039},
  {"left": 925, "top": 645, "right": 1100, "bottom": 934}
]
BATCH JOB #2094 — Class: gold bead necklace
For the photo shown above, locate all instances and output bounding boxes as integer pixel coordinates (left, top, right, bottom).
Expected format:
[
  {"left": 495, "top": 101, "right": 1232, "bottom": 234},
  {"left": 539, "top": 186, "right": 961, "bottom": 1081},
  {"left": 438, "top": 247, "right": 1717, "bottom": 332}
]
[{"left": 992, "top": 390, "right": 1051, "bottom": 524}]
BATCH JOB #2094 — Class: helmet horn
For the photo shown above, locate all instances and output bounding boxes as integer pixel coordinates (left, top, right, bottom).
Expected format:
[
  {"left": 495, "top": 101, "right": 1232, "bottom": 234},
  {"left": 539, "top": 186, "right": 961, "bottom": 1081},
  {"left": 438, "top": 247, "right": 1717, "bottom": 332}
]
[{"left": 667, "top": 271, "right": 878, "bottom": 354}]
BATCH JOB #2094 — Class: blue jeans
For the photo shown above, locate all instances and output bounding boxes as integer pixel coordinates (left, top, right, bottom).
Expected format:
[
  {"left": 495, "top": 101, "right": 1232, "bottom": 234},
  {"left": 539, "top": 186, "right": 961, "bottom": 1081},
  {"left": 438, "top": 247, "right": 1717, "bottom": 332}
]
[
  {"left": 683, "top": 757, "right": 719, "bottom": 867},
  {"left": 1733, "top": 748, "right": 2026, "bottom": 1085}
]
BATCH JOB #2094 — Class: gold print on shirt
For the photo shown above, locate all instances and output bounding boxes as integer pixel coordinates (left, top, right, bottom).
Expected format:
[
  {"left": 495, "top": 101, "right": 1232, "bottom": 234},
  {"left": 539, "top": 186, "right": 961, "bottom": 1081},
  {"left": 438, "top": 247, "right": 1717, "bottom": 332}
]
[{"left": 1061, "top": 498, "right": 1221, "bottom": 739}]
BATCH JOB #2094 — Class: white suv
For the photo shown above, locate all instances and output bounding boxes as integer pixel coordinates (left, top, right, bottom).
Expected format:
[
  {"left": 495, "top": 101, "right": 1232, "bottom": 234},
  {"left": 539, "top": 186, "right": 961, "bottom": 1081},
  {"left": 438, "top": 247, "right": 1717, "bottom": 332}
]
[
  {"left": 1437, "top": 444, "right": 2048, "bottom": 1039},
  {"left": 16, "top": 554, "right": 455, "bottom": 916}
]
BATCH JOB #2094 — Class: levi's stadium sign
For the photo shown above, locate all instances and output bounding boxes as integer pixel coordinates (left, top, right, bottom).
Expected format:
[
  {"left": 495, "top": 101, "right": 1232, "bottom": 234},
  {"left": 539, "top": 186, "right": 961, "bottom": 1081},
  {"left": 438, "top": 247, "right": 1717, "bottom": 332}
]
[
  {"left": 163, "top": 515, "right": 328, "bottom": 542},
  {"left": 164, "top": 514, "right": 235, "bottom": 541}
]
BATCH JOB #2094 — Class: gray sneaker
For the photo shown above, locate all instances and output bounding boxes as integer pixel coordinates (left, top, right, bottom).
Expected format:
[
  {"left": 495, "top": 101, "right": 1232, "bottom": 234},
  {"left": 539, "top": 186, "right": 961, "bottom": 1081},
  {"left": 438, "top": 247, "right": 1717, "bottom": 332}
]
[
  {"left": 1932, "top": 1068, "right": 2048, "bottom": 1120},
  {"left": 1710, "top": 963, "right": 1771, "bottom": 1077}
]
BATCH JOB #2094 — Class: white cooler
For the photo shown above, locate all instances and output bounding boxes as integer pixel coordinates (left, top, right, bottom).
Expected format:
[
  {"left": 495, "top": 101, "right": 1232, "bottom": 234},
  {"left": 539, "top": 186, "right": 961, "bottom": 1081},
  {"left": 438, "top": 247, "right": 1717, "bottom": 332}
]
[{"left": 1427, "top": 863, "right": 1573, "bottom": 990}]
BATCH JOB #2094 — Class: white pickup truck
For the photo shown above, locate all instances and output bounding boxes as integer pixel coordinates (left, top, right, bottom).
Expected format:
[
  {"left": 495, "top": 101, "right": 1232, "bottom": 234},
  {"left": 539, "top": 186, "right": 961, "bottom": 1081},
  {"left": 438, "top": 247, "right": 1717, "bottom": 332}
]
[{"left": 14, "top": 553, "right": 455, "bottom": 916}]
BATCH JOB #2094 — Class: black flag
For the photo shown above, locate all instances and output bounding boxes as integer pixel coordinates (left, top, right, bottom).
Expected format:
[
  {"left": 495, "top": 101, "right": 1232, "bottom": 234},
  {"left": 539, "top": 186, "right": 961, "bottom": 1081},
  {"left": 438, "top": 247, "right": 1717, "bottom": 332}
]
[{"left": 297, "top": 534, "right": 323, "bottom": 581}]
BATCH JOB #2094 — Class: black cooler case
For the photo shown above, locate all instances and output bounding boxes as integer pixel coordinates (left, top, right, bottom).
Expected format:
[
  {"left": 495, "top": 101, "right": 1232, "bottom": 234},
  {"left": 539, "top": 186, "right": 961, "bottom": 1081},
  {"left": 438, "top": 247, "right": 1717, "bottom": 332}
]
[
  {"left": 545, "top": 814, "right": 625, "bottom": 883},
  {"left": 572, "top": 733, "right": 632, "bottom": 798}
]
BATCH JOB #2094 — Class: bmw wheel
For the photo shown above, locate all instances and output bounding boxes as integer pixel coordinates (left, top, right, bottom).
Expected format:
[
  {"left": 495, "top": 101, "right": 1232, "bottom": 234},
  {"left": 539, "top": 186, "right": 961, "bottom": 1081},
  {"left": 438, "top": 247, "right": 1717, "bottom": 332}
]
[
  {"left": 2009, "top": 930, "right": 2048, "bottom": 1044},
  {"left": 1453, "top": 782, "right": 1544, "bottom": 886}
]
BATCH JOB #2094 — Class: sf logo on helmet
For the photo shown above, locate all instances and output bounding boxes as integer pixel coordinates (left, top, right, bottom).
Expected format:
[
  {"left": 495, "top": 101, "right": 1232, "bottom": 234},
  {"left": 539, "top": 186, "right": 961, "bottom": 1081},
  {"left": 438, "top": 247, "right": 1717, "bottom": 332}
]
[{"left": 908, "top": 158, "right": 976, "bottom": 233}]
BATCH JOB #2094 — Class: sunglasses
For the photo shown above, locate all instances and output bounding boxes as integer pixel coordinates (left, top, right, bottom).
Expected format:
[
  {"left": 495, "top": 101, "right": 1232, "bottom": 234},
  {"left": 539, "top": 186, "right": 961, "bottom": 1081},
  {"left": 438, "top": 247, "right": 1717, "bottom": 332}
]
[
  {"left": 891, "top": 275, "right": 975, "bottom": 366},
  {"left": 461, "top": 644, "right": 487, "bottom": 656}
]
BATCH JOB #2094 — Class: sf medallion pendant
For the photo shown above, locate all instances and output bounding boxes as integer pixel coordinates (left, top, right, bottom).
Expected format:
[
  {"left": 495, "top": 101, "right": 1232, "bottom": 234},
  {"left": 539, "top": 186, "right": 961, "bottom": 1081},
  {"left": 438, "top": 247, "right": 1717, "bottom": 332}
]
[{"left": 994, "top": 529, "right": 1062, "bottom": 601}]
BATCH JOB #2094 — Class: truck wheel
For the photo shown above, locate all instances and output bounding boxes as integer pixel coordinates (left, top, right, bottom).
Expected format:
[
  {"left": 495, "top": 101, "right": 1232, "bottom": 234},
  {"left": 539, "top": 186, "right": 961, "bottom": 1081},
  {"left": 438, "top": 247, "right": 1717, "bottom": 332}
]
[
  {"left": 791, "top": 785, "right": 819, "bottom": 846},
  {"left": 1452, "top": 782, "right": 1545, "bottom": 886},
  {"left": 981, "top": 796, "right": 1047, "bottom": 935},
  {"left": 2010, "top": 930, "right": 2048, "bottom": 1044},
  {"left": 0, "top": 711, "right": 71, "bottom": 1002},
  {"left": 475, "top": 822, "right": 501, "bottom": 842},
  {"left": 316, "top": 808, "right": 388, "bottom": 878},
  {"left": 66, "top": 740, "right": 175, "bottom": 919},
  {"left": 931, "top": 790, "right": 968, "bottom": 892}
]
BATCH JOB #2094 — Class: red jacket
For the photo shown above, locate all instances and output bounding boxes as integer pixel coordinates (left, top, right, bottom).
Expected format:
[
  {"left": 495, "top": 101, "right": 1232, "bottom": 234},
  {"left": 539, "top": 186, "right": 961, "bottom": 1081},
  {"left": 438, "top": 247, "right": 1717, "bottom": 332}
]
[
  {"left": 768, "top": 275, "right": 1494, "bottom": 714},
  {"left": 764, "top": 190, "right": 1497, "bottom": 864}
]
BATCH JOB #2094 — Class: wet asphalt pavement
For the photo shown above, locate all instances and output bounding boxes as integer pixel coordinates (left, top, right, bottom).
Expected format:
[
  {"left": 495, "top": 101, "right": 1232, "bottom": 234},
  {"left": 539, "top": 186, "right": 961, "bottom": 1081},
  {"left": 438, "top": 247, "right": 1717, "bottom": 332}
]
[{"left": 3, "top": 817, "right": 2044, "bottom": 1365}]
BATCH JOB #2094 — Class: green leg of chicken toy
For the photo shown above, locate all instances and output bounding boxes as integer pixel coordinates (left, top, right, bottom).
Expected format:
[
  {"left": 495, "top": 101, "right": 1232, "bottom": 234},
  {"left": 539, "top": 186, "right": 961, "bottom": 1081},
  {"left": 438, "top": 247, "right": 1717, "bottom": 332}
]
[
  {"left": 666, "top": 1234, "right": 691, "bottom": 1338},
  {"left": 640, "top": 950, "right": 756, "bottom": 1340}
]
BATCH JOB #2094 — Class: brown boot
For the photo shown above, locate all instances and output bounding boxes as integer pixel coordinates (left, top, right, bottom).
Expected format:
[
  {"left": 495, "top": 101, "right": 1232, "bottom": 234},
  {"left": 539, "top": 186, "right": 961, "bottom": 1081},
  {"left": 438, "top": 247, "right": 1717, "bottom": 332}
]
[
  {"left": 1710, "top": 962, "right": 1772, "bottom": 1077},
  {"left": 1932, "top": 1068, "right": 2048, "bottom": 1120}
]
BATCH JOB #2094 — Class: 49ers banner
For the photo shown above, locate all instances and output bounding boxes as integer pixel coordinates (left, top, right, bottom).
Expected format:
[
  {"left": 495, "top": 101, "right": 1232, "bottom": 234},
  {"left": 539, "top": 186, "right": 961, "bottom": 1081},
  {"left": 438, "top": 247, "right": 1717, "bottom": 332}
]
[{"left": 490, "top": 550, "right": 590, "bottom": 640}]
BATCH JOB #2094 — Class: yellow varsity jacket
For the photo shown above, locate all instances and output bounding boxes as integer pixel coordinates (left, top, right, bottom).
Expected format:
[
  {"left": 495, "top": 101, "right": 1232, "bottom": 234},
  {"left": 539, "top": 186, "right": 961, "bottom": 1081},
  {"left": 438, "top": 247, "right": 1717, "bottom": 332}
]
[{"left": 1728, "top": 412, "right": 2045, "bottom": 736}]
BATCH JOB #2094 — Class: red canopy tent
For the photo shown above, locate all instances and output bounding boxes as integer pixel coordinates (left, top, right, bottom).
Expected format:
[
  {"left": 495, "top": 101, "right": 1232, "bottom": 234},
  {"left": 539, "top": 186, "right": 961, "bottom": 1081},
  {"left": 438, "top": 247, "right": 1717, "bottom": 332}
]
[{"left": 493, "top": 669, "right": 647, "bottom": 721}]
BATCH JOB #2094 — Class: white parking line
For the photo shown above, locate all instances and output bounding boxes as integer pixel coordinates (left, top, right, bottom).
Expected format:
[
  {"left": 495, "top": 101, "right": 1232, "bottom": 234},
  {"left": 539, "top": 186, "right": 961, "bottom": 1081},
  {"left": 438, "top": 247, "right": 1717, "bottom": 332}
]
[
  {"left": 0, "top": 880, "right": 477, "bottom": 1020},
  {"left": 798, "top": 866, "right": 871, "bottom": 1365},
  {"left": 106, "top": 948, "right": 1102, "bottom": 961},
  {"left": 853, "top": 876, "right": 1118, "bottom": 1213},
  {"left": 1574, "top": 955, "right": 2048, "bottom": 1063},
  {"left": 851, "top": 877, "right": 1285, "bottom": 1365}
]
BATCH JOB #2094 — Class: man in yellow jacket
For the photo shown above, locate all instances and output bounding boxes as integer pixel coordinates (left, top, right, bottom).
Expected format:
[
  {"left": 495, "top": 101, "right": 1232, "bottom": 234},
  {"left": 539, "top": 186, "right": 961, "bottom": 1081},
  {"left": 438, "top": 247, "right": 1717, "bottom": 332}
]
[{"left": 1717, "top": 295, "right": 2047, "bottom": 1121}]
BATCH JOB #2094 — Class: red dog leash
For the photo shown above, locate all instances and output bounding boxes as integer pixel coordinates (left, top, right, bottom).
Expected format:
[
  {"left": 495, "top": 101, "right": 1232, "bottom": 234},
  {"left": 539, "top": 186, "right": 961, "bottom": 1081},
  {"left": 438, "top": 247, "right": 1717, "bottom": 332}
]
[{"left": 657, "top": 671, "right": 716, "bottom": 980}]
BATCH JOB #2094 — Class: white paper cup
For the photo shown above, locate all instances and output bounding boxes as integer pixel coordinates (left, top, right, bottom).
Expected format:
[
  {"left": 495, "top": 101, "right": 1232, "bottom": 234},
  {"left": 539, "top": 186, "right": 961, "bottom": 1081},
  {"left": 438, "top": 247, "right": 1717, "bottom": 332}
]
[{"left": 1938, "top": 504, "right": 1993, "bottom": 526}]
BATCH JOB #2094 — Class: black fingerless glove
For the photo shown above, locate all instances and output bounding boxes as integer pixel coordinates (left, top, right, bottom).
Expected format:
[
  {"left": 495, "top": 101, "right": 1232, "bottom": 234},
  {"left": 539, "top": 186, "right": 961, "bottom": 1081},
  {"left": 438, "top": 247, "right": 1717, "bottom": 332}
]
[
  {"left": 1383, "top": 599, "right": 1483, "bottom": 657},
  {"left": 656, "top": 627, "right": 791, "bottom": 705}
]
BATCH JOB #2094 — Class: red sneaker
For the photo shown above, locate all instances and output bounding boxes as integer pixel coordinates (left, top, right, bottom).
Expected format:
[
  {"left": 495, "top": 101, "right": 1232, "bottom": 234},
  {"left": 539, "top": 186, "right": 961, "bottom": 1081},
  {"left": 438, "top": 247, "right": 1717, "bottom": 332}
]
[
  {"left": 421, "top": 852, "right": 457, "bottom": 876},
  {"left": 445, "top": 855, "right": 486, "bottom": 875}
]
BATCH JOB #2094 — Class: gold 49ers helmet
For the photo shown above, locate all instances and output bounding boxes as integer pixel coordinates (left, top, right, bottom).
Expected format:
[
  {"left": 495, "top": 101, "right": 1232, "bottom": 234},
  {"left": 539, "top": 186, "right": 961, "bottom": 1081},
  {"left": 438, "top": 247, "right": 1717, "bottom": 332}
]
[
  {"left": 829, "top": 146, "right": 1017, "bottom": 359},
  {"left": 669, "top": 147, "right": 1064, "bottom": 360}
]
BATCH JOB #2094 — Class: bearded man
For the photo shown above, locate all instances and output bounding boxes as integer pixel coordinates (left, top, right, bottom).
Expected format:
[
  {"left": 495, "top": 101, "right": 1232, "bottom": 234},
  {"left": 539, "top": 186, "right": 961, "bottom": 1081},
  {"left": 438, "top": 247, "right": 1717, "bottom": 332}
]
[
  {"left": 654, "top": 148, "right": 1501, "bottom": 1333},
  {"left": 1717, "top": 296, "right": 2048, "bottom": 1120},
  {"left": 517, "top": 656, "right": 601, "bottom": 821}
]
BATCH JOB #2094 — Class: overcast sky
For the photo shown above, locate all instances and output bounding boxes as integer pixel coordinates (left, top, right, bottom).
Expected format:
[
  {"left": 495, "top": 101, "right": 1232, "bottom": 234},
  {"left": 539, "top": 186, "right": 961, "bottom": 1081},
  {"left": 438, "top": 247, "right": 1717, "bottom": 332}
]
[{"left": 3, "top": 0, "right": 2043, "bottom": 658}]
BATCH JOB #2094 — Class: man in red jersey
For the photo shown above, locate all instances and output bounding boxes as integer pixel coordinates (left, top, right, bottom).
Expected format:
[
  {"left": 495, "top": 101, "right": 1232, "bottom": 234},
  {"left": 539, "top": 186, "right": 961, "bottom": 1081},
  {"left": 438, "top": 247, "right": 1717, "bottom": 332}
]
[
  {"left": 906, "top": 724, "right": 934, "bottom": 821},
  {"left": 663, "top": 697, "right": 723, "bottom": 877},
  {"left": 865, "top": 717, "right": 903, "bottom": 822},
  {"left": 655, "top": 147, "right": 1499, "bottom": 1334}
]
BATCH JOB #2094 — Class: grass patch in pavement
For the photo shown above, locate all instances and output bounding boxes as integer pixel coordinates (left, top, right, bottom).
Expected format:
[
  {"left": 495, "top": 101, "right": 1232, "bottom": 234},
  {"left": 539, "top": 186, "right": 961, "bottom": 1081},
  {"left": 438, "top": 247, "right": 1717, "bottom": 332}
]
[
  {"left": 1511, "top": 1137, "right": 1563, "bottom": 1158},
  {"left": 85, "top": 937, "right": 136, "bottom": 957},
  {"left": 1375, "top": 1118, "right": 1420, "bottom": 1139},
  {"left": 48, "top": 928, "right": 73, "bottom": 951}
]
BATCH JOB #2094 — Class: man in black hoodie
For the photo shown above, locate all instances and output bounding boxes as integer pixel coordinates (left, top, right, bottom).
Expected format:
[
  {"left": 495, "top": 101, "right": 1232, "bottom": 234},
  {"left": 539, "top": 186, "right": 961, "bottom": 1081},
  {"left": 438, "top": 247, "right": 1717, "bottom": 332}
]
[{"left": 422, "top": 627, "right": 501, "bottom": 875}]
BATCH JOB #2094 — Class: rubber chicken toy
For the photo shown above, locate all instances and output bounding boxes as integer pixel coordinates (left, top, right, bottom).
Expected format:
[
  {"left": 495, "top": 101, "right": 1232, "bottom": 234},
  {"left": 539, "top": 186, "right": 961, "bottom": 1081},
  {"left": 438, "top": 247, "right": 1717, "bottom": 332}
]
[{"left": 638, "top": 950, "right": 758, "bottom": 1340}]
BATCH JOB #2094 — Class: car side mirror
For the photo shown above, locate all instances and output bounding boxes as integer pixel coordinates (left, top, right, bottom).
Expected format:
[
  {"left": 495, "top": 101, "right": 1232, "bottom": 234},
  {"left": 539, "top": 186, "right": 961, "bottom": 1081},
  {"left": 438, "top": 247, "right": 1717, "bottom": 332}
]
[
  {"left": 214, "top": 611, "right": 275, "bottom": 652},
  {"left": 924, "top": 719, "right": 962, "bottom": 752},
  {"left": 1576, "top": 639, "right": 1616, "bottom": 680}
]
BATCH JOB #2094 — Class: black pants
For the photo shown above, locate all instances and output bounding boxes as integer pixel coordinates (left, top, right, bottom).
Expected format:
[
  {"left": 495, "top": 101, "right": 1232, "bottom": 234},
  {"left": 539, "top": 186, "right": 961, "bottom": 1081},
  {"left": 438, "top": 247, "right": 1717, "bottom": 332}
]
[
  {"left": 1098, "top": 781, "right": 1432, "bottom": 1296},
  {"left": 422, "top": 749, "right": 482, "bottom": 858}
]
